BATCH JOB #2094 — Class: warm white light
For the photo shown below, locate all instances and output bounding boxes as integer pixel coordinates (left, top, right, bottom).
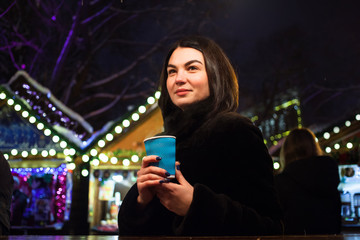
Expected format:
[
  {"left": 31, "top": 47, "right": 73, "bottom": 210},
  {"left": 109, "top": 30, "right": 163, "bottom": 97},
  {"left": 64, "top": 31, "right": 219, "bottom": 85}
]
[
  {"left": 110, "top": 157, "right": 118, "bottom": 164},
  {"left": 52, "top": 135, "right": 60, "bottom": 143},
  {"left": 345, "top": 121, "right": 351, "bottom": 127},
  {"left": 131, "top": 155, "right": 139, "bottom": 163},
  {"left": 31, "top": 149, "right": 38, "bottom": 155},
  {"left": 0, "top": 92, "right": 6, "bottom": 99},
  {"left": 155, "top": 91, "right": 161, "bottom": 99},
  {"left": 67, "top": 163, "right": 76, "bottom": 170},
  {"left": 65, "top": 156, "right": 72, "bottom": 162},
  {"left": 3, "top": 154, "right": 9, "bottom": 160},
  {"left": 323, "top": 132, "right": 330, "bottom": 139},
  {"left": 41, "top": 150, "right": 48, "bottom": 157},
  {"left": 123, "top": 159, "right": 130, "bottom": 167},
  {"left": 122, "top": 119, "right": 130, "bottom": 127},
  {"left": 147, "top": 96, "right": 155, "bottom": 104},
  {"left": 7, "top": 99, "right": 14, "bottom": 105},
  {"left": 11, "top": 149, "right": 18, "bottom": 155},
  {"left": 60, "top": 141, "right": 67, "bottom": 148},
  {"left": 44, "top": 129, "right": 51, "bottom": 136},
  {"left": 29, "top": 116, "right": 36, "bottom": 123},
  {"left": 138, "top": 105, "right": 146, "bottom": 114},
  {"left": 347, "top": 142, "right": 353, "bottom": 149},
  {"left": 99, "top": 153, "right": 108, "bottom": 162},
  {"left": 49, "top": 149, "right": 56, "bottom": 156},
  {"left": 325, "top": 147, "right": 331, "bottom": 153},
  {"left": 22, "top": 111, "right": 29, "bottom": 118},
  {"left": 69, "top": 148, "right": 76, "bottom": 156},
  {"left": 98, "top": 140, "right": 105, "bottom": 148},
  {"left": 37, "top": 123, "right": 44, "bottom": 130},
  {"left": 21, "top": 151, "right": 28, "bottom": 158},
  {"left": 90, "top": 149, "right": 98, "bottom": 156},
  {"left": 14, "top": 104, "right": 21, "bottom": 111},
  {"left": 333, "top": 127, "right": 340, "bottom": 134},
  {"left": 356, "top": 114, "right": 360, "bottom": 121},
  {"left": 132, "top": 113, "right": 140, "bottom": 121},
  {"left": 82, "top": 155, "right": 90, "bottom": 162},
  {"left": 273, "top": 162, "right": 280, "bottom": 170},
  {"left": 81, "top": 169, "right": 89, "bottom": 177},
  {"left": 106, "top": 133, "right": 113, "bottom": 141},
  {"left": 115, "top": 126, "right": 122, "bottom": 134},
  {"left": 62, "top": 149, "right": 68, "bottom": 156},
  {"left": 334, "top": 143, "right": 340, "bottom": 150},
  {"left": 91, "top": 159, "right": 100, "bottom": 166}
]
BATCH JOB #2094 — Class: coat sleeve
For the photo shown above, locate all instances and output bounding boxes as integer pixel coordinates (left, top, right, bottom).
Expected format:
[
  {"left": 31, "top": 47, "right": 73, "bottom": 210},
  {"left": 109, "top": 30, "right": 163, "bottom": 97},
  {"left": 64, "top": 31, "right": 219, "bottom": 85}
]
[
  {"left": 173, "top": 113, "right": 283, "bottom": 236},
  {"left": 118, "top": 183, "right": 175, "bottom": 236}
]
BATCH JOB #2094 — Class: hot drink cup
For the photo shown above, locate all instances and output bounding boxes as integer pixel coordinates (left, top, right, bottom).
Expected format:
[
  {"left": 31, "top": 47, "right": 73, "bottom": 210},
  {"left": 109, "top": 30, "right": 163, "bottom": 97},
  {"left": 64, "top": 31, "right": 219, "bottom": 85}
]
[{"left": 143, "top": 135, "right": 176, "bottom": 178}]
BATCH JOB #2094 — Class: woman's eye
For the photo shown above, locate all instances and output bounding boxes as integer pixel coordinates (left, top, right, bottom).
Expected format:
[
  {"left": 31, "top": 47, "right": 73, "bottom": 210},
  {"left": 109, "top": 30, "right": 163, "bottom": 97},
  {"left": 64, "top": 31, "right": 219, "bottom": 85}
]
[
  {"left": 168, "top": 69, "right": 176, "bottom": 75},
  {"left": 188, "top": 66, "right": 198, "bottom": 71}
]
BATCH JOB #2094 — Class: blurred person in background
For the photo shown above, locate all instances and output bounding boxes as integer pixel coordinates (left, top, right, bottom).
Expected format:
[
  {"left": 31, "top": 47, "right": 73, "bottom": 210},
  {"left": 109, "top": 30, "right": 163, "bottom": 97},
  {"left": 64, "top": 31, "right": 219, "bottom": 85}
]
[
  {"left": 11, "top": 176, "right": 28, "bottom": 226},
  {"left": 274, "top": 127, "right": 341, "bottom": 234},
  {"left": 0, "top": 152, "right": 14, "bottom": 235}
]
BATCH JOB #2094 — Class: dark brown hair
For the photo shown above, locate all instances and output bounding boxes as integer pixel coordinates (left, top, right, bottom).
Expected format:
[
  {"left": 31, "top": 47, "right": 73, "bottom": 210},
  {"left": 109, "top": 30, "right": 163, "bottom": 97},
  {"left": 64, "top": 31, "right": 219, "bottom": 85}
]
[
  {"left": 280, "top": 127, "right": 323, "bottom": 167},
  {"left": 158, "top": 36, "right": 239, "bottom": 119}
]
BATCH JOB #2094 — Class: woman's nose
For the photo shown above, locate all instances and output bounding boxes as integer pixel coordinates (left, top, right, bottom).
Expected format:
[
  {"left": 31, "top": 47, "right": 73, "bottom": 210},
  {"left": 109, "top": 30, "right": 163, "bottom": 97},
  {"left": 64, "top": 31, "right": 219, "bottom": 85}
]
[{"left": 175, "top": 70, "right": 186, "bottom": 84}]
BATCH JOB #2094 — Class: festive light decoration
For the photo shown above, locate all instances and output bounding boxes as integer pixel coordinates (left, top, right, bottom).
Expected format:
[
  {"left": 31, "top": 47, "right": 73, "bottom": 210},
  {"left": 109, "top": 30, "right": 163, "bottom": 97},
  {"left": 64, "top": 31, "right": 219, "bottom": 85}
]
[
  {"left": 9, "top": 72, "right": 93, "bottom": 142},
  {"left": 273, "top": 162, "right": 280, "bottom": 170},
  {"left": 1, "top": 72, "right": 158, "bottom": 167},
  {"left": 313, "top": 112, "right": 360, "bottom": 167},
  {"left": 252, "top": 98, "right": 302, "bottom": 146},
  {"left": 11, "top": 164, "right": 68, "bottom": 223}
]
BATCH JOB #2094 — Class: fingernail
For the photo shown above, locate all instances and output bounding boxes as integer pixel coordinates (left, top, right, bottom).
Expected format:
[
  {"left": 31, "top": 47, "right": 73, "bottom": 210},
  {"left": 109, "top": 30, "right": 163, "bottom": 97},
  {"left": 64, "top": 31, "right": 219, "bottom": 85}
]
[
  {"left": 160, "top": 178, "right": 170, "bottom": 184},
  {"left": 176, "top": 165, "right": 180, "bottom": 170},
  {"left": 156, "top": 156, "right": 162, "bottom": 161},
  {"left": 165, "top": 172, "right": 170, "bottom": 176}
]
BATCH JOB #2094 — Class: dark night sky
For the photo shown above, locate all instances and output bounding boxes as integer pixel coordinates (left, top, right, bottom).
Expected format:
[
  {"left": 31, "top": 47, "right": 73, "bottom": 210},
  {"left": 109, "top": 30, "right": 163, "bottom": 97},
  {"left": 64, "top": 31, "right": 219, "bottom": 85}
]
[
  {"left": 1, "top": 0, "right": 360, "bottom": 133},
  {"left": 205, "top": 0, "right": 360, "bottom": 131}
]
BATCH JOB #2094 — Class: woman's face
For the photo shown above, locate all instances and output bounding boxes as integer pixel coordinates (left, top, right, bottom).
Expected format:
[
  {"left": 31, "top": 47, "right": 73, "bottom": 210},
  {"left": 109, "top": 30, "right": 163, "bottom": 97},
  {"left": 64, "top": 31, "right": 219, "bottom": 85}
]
[{"left": 166, "top": 47, "right": 210, "bottom": 110}]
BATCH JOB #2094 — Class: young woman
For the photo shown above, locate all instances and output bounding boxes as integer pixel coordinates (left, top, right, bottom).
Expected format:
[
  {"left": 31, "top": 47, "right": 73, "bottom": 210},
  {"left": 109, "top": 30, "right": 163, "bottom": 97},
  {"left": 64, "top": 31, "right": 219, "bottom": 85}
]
[
  {"left": 118, "top": 36, "right": 283, "bottom": 236},
  {"left": 274, "top": 127, "right": 341, "bottom": 234}
]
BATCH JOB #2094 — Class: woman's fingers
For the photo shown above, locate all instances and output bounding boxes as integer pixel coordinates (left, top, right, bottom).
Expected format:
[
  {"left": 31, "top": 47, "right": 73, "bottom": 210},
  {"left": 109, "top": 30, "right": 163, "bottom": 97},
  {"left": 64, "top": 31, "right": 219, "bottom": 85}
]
[
  {"left": 137, "top": 173, "right": 164, "bottom": 184},
  {"left": 141, "top": 155, "right": 161, "bottom": 168},
  {"left": 138, "top": 165, "right": 169, "bottom": 179},
  {"left": 139, "top": 155, "right": 170, "bottom": 179}
]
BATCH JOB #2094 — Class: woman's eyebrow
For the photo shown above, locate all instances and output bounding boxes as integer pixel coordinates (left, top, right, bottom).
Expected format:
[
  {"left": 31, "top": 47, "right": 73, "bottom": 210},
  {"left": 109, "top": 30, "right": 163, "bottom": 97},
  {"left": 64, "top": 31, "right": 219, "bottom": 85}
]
[
  {"left": 184, "top": 60, "right": 203, "bottom": 67},
  {"left": 167, "top": 60, "right": 203, "bottom": 69}
]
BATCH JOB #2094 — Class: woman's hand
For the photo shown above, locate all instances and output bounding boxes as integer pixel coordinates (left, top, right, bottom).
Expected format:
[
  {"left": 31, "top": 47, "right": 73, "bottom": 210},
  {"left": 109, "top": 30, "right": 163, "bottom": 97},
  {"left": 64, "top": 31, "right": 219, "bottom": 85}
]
[
  {"left": 136, "top": 155, "right": 170, "bottom": 208},
  {"left": 156, "top": 162, "right": 194, "bottom": 216}
]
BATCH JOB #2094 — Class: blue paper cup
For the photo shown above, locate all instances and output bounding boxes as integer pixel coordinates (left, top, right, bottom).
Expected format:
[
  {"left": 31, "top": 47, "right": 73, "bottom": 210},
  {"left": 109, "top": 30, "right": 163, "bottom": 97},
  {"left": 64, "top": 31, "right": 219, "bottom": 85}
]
[{"left": 143, "top": 135, "right": 176, "bottom": 178}]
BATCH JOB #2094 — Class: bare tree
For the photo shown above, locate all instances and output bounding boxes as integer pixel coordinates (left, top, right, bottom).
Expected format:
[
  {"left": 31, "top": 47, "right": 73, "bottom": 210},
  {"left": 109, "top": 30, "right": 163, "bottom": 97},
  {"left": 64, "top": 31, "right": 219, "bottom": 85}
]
[{"left": 0, "top": 0, "right": 221, "bottom": 130}]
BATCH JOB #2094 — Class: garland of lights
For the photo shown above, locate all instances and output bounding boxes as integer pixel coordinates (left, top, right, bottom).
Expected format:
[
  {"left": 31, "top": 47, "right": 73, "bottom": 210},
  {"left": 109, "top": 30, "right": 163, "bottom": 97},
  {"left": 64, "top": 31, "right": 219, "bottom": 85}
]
[
  {"left": 0, "top": 84, "right": 160, "bottom": 173},
  {"left": 321, "top": 114, "right": 360, "bottom": 154},
  {"left": 2, "top": 72, "right": 359, "bottom": 173}
]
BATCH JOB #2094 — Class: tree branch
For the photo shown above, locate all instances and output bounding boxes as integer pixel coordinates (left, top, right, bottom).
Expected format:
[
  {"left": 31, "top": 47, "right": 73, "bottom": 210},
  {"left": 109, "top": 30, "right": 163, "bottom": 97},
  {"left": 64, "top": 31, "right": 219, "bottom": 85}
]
[
  {"left": 85, "top": 31, "right": 175, "bottom": 89},
  {"left": 81, "top": 89, "right": 152, "bottom": 120},
  {"left": 82, "top": 95, "right": 122, "bottom": 120},
  {"left": 0, "top": 1, "right": 16, "bottom": 18},
  {"left": 80, "top": 2, "right": 113, "bottom": 24},
  {"left": 50, "top": 0, "right": 83, "bottom": 87},
  {"left": 313, "top": 84, "right": 360, "bottom": 92}
]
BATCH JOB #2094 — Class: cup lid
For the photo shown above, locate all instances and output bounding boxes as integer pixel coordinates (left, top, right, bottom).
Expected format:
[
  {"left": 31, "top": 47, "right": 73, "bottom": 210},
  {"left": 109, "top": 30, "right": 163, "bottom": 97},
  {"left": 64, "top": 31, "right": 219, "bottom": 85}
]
[{"left": 143, "top": 135, "right": 176, "bottom": 142}]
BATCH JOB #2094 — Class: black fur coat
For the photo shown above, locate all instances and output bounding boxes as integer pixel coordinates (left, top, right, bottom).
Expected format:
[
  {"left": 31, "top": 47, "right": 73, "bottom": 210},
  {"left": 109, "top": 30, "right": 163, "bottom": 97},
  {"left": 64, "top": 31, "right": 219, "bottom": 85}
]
[{"left": 118, "top": 108, "right": 283, "bottom": 236}]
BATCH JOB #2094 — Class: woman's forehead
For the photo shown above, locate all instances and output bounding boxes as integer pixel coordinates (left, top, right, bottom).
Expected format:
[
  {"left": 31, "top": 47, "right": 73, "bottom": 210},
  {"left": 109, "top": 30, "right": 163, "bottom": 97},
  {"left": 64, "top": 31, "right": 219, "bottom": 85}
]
[{"left": 168, "top": 47, "right": 204, "bottom": 66}]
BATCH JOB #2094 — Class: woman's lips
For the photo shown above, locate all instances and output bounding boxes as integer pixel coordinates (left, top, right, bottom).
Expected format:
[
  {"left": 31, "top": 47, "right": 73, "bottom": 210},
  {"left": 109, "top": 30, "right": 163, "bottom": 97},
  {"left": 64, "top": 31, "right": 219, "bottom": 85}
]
[{"left": 175, "top": 89, "right": 190, "bottom": 96}]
